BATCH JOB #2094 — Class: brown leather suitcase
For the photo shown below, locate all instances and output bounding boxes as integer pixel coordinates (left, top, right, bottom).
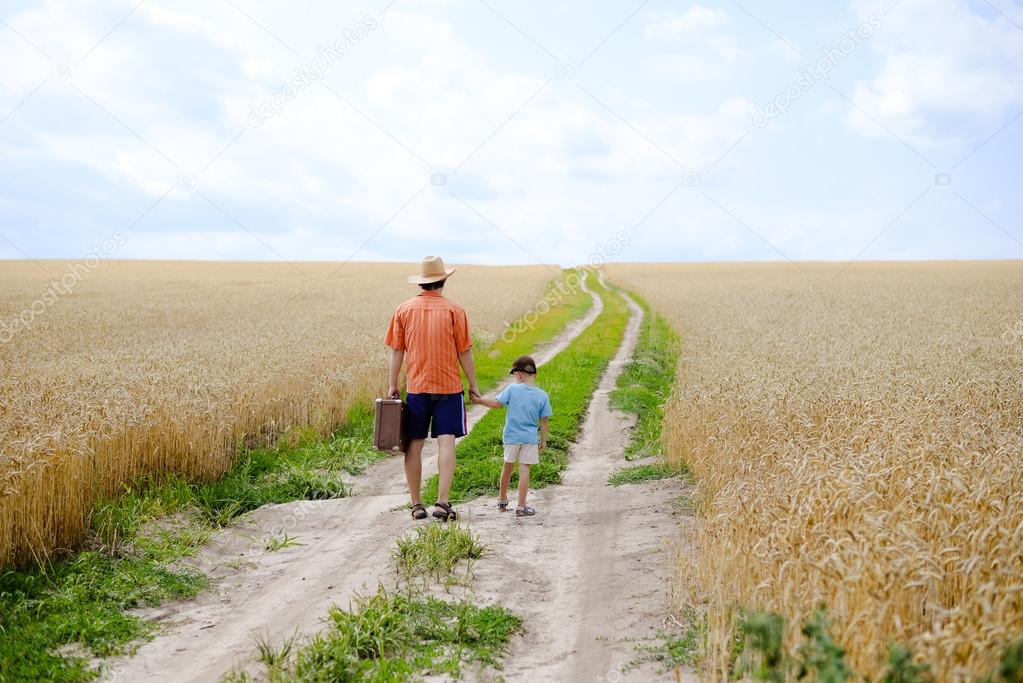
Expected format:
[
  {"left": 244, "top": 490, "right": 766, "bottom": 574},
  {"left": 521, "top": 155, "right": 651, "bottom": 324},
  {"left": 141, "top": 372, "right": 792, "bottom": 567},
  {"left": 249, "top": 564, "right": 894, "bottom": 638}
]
[{"left": 373, "top": 398, "right": 407, "bottom": 454}]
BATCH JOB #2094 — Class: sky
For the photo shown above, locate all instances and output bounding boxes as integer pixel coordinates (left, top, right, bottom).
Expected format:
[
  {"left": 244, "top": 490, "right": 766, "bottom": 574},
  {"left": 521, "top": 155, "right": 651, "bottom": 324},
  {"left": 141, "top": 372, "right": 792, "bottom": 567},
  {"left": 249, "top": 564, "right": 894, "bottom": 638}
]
[{"left": 0, "top": 0, "right": 1021, "bottom": 266}]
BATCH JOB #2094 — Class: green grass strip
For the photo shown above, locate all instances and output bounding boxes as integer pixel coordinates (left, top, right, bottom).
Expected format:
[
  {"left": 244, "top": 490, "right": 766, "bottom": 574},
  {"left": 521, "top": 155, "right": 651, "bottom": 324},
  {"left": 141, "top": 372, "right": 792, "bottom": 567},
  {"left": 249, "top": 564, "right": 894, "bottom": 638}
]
[
  {"left": 608, "top": 292, "right": 680, "bottom": 461},
  {"left": 425, "top": 270, "right": 631, "bottom": 503}
]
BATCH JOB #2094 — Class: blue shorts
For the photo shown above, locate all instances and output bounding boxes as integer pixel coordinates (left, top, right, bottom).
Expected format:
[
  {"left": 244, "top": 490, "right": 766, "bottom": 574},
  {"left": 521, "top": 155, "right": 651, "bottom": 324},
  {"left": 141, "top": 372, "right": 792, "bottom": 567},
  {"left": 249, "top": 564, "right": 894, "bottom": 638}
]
[{"left": 405, "top": 392, "right": 467, "bottom": 439}]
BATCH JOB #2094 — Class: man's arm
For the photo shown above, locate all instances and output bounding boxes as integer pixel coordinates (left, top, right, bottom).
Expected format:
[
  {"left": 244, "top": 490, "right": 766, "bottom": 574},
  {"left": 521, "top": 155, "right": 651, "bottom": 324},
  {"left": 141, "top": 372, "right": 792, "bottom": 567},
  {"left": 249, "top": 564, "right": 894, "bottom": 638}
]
[
  {"left": 388, "top": 348, "right": 404, "bottom": 399},
  {"left": 539, "top": 416, "right": 549, "bottom": 452},
  {"left": 457, "top": 349, "right": 481, "bottom": 398}
]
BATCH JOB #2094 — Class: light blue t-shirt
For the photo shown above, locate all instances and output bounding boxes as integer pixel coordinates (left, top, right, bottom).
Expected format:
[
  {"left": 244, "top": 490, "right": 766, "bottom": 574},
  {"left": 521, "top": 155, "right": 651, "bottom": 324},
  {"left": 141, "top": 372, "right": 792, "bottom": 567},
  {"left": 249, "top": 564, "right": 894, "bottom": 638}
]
[{"left": 495, "top": 382, "right": 553, "bottom": 445}]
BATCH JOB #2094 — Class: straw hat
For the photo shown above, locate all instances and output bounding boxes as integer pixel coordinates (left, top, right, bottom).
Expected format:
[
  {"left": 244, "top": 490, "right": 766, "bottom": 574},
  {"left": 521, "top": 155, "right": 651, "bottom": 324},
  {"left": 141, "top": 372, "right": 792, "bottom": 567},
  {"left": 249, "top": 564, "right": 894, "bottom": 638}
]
[{"left": 407, "top": 255, "right": 456, "bottom": 285}]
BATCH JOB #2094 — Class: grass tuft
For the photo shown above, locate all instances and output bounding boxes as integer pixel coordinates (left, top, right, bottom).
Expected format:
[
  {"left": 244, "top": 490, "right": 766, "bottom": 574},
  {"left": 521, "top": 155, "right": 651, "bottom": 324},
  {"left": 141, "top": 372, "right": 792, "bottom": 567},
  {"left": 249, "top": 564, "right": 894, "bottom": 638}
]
[
  {"left": 262, "top": 531, "right": 304, "bottom": 553},
  {"left": 255, "top": 631, "right": 298, "bottom": 669},
  {"left": 392, "top": 524, "right": 486, "bottom": 586}
]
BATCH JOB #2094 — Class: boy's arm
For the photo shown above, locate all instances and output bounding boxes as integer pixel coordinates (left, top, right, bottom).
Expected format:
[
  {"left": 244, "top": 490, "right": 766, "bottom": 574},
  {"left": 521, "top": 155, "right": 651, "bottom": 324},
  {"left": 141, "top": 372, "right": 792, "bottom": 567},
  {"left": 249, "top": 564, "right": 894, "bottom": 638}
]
[
  {"left": 473, "top": 396, "right": 503, "bottom": 409},
  {"left": 539, "top": 416, "right": 549, "bottom": 452}
]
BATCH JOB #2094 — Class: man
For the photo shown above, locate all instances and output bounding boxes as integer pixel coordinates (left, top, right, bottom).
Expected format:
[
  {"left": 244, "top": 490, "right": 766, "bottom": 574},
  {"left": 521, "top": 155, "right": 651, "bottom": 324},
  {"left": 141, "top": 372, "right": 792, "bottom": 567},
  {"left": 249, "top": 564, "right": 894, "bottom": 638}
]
[{"left": 385, "top": 256, "right": 481, "bottom": 521}]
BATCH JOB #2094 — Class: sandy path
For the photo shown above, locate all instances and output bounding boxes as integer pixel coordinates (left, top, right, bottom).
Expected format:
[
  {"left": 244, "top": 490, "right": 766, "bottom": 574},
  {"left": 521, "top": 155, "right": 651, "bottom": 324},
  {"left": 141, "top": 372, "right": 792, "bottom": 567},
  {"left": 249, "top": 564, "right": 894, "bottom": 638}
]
[{"left": 103, "top": 279, "right": 604, "bottom": 683}]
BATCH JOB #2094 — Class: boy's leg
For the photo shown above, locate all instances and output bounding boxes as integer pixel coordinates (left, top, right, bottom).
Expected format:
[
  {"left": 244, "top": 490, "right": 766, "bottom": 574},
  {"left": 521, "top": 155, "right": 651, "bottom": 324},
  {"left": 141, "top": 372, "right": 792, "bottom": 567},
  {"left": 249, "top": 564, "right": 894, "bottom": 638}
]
[
  {"left": 517, "top": 463, "right": 530, "bottom": 507},
  {"left": 499, "top": 461, "right": 515, "bottom": 501},
  {"left": 404, "top": 439, "right": 426, "bottom": 505}
]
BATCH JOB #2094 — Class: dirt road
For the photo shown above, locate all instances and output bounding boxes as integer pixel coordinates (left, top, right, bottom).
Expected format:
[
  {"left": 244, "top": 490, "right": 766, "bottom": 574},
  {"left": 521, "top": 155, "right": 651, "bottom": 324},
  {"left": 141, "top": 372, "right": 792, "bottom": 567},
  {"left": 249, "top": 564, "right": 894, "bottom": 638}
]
[{"left": 104, "top": 277, "right": 692, "bottom": 682}]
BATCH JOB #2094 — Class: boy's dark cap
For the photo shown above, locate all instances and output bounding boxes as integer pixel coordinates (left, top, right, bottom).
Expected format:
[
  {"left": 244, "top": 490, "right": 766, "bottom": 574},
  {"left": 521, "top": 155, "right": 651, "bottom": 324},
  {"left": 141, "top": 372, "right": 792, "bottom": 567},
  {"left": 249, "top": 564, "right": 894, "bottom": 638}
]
[{"left": 510, "top": 355, "right": 537, "bottom": 375}]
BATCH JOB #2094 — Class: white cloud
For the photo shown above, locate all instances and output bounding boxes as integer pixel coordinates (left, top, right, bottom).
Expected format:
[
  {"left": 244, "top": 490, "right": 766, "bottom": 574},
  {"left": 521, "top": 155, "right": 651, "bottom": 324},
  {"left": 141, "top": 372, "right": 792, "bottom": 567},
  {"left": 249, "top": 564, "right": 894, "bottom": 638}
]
[
  {"left": 769, "top": 37, "right": 802, "bottom": 63},
  {"left": 847, "top": 0, "right": 1023, "bottom": 148},
  {"left": 644, "top": 5, "right": 743, "bottom": 80},
  {"left": 644, "top": 5, "right": 730, "bottom": 38}
]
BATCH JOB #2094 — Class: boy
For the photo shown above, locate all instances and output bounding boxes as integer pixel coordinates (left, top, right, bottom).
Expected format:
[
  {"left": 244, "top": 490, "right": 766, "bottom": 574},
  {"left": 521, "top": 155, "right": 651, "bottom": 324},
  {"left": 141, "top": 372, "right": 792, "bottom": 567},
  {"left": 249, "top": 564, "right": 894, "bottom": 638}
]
[{"left": 471, "top": 355, "right": 553, "bottom": 517}]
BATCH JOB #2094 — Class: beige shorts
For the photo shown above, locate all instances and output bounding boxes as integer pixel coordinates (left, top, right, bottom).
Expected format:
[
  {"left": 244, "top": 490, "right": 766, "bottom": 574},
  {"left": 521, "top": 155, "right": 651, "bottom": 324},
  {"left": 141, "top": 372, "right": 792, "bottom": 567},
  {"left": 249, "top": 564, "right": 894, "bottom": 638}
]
[{"left": 503, "top": 444, "right": 539, "bottom": 465}]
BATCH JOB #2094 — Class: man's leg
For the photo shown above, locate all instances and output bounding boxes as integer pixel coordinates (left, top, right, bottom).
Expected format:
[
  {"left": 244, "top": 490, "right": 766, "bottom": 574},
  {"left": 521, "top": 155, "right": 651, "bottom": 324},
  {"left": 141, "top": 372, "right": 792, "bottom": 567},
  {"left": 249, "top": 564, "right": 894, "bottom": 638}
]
[
  {"left": 404, "top": 438, "right": 426, "bottom": 505},
  {"left": 499, "top": 460, "right": 515, "bottom": 501},
  {"left": 433, "top": 392, "right": 467, "bottom": 506},
  {"left": 403, "top": 393, "right": 431, "bottom": 507},
  {"left": 436, "top": 434, "right": 456, "bottom": 503},
  {"left": 517, "top": 463, "right": 531, "bottom": 508}
]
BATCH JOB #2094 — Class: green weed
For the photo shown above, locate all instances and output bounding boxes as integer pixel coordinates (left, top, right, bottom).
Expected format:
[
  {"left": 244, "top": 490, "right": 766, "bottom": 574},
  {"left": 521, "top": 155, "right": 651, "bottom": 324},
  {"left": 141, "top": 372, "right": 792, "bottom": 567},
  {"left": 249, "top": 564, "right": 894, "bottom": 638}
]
[
  {"left": 627, "top": 618, "right": 704, "bottom": 673},
  {"left": 796, "top": 610, "right": 852, "bottom": 682},
  {"left": 262, "top": 532, "right": 304, "bottom": 553},
  {"left": 392, "top": 524, "right": 486, "bottom": 586},
  {"left": 982, "top": 637, "right": 1023, "bottom": 683},
  {"left": 607, "top": 462, "right": 690, "bottom": 486},
  {"left": 255, "top": 631, "right": 298, "bottom": 669},
  {"left": 882, "top": 644, "right": 932, "bottom": 683}
]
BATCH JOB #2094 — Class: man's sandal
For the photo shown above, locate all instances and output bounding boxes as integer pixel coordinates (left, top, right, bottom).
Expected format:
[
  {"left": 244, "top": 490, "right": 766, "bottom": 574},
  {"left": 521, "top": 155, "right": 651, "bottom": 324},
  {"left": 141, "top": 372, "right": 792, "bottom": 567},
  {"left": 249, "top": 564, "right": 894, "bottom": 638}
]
[
  {"left": 410, "top": 503, "right": 428, "bottom": 520},
  {"left": 515, "top": 506, "right": 536, "bottom": 517},
  {"left": 432, "top": 502, "right": 458, "bottom": 522},
  {"left": 497, "top": 499, "right": 509, "bottom": 511}
]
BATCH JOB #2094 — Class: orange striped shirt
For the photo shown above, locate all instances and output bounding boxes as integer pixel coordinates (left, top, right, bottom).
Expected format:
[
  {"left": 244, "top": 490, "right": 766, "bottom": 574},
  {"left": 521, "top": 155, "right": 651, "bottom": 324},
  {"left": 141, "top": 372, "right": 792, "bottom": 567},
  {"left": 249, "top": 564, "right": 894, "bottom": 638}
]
[{"left": 385, "top": 291, "right": 473, "bottom": 394}]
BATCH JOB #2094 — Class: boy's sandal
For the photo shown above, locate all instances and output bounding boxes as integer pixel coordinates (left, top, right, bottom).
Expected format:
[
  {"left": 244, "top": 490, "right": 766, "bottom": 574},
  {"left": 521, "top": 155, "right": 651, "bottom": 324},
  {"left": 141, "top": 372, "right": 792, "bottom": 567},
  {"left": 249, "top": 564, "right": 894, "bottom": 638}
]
[
  {"left": 515, "top": 506, "right": 536, "bottom": 517},
  {"left": 432, "top": 502, "right": 458, "bottom": 522},
  {"left": 497, "top": 499, "right": 509, "bottom": 510},
  {"left": 410, "top": 503, "right": 428, "bottom": 520}
]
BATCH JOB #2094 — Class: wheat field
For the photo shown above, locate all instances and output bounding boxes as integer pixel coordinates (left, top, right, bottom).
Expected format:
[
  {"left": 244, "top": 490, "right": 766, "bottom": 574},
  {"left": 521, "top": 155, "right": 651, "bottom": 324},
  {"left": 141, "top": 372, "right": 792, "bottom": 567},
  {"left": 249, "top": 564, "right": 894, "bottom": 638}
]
[
  {"left": 0, "top": 260, "right": 555, "bottom": 568},
  {"left": 607, "top": 261, "right": 1023, "bottom": 680}
]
